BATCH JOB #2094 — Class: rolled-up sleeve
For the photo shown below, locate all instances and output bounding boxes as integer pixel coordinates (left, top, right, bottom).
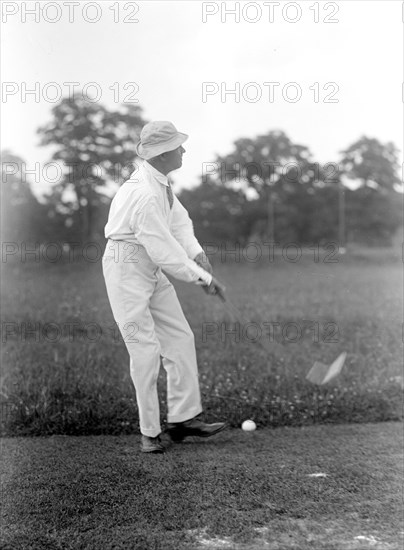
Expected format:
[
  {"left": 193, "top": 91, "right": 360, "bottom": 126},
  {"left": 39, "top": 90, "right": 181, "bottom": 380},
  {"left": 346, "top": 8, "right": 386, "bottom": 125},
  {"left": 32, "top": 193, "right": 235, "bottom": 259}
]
[
  {"left": 130, "top": 197, "right": 212, "bottom": 285},
  {"left": 170, "top": 196, "right": 204, "bottom": 260}
]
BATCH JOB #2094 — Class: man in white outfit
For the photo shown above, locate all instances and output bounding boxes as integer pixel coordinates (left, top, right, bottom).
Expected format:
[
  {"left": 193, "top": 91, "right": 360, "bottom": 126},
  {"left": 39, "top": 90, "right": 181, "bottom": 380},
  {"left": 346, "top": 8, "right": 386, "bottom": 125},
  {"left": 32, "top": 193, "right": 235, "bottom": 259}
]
[{"left": 102, "top": 121, "right": 226, "bottom": 453}]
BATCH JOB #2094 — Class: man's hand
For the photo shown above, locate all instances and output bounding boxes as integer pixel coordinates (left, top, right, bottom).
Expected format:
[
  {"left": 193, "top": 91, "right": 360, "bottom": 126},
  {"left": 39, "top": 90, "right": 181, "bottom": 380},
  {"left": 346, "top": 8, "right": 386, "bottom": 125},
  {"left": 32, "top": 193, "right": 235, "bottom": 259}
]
[
  {"left": 194, "top": 251, "right": 213, "bottom": 275},
  {"left": 204, "top": 275, "right": 226, "bottom": 297}
]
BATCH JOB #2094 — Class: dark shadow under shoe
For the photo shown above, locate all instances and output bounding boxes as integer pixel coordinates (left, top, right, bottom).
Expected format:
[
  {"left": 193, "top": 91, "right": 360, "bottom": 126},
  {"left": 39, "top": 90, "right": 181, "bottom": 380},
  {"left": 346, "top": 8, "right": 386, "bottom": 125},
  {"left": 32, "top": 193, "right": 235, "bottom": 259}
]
[
  {"left": 140, "top": 434, "right": 165, "bottom": 453},
  {"left": 166, "top": 417, "right": 227, "bottom": 443}
]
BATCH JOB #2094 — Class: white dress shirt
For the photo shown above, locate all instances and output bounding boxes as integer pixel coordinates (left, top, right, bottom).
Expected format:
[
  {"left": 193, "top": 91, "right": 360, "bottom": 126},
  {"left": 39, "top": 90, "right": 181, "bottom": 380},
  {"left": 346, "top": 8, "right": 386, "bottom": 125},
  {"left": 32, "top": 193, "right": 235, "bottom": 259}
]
[{"left": 105, "top": 160, "right": 212, "bottom": 285}]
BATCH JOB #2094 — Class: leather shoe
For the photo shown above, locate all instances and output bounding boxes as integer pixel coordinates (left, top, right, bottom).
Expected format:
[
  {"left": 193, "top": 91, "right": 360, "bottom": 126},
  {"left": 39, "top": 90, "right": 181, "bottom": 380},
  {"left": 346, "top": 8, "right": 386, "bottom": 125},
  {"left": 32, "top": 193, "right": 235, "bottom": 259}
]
[
  {"left": 140, "top": 434, "right": 165, "bottom": 453},
  {"left": 166, "top": 416, "right": 227, "bottom": 442}
]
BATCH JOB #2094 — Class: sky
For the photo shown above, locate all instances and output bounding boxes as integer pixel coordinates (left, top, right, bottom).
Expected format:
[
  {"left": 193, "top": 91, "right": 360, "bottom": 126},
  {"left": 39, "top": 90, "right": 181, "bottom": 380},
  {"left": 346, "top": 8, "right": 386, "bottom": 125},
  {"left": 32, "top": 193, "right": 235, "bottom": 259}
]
[{"left": 1, "top": 0, "right": 402, "bottom": 197}]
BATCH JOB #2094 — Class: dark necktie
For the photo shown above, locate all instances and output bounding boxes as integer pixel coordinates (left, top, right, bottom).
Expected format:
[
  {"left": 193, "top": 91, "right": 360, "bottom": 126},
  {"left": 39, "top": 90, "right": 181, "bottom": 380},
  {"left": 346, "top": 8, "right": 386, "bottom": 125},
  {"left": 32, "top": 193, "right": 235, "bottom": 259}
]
[{"left": 166, "top": 181, "right": 174, "bottom": 209}]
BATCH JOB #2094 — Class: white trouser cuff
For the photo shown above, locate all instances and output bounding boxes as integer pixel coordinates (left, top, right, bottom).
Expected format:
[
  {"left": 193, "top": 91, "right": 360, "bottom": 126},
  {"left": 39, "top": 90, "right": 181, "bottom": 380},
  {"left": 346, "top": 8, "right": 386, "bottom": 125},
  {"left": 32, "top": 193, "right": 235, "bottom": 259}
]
[
  {"left": 140, "top": 426, "right": 162, "bottom": 438},
  {"left": 167, "top": 405, "right": 203, "bottom": 424}
]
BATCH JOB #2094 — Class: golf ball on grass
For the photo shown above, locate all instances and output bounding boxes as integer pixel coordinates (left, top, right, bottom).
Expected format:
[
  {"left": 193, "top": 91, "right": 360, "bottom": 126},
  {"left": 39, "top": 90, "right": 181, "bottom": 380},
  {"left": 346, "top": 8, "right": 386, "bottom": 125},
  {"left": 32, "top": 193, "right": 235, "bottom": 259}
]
[{"left": 241, "top": 420, "right": 256, "bottom": 431}]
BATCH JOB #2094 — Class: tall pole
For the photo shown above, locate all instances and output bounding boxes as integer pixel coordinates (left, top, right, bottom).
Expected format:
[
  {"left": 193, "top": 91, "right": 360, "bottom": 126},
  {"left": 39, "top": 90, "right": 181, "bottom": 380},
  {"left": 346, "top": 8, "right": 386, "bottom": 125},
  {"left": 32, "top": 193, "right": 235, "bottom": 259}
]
[
  {"left": 338, "top": 180, "right": 346, "bottom": 252},
  {"left": 267, "top": 186, "right": 274, "bottom": 242}
]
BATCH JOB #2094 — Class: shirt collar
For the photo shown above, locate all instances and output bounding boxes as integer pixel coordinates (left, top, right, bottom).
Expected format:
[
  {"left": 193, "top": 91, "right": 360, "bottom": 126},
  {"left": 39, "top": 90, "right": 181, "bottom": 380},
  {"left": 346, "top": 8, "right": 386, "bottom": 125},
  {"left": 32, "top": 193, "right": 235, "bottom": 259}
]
[{"left": 143, "top": 160, "right": 169, "bottom": 187}]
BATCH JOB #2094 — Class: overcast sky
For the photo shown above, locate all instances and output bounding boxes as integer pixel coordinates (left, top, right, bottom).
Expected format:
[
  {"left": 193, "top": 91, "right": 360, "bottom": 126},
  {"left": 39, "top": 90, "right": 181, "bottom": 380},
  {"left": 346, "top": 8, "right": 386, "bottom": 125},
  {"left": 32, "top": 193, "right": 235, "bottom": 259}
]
[{"left": 1, "top": 0, "right": 402, "bottom": 196}]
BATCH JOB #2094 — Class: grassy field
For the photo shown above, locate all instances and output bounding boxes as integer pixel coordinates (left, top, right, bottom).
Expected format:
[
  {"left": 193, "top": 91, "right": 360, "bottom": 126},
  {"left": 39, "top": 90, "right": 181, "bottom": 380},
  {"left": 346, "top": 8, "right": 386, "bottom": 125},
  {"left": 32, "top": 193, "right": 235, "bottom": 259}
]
[
  {"left": 1, "top": 422, "right": 402, "bottom": 549},
  {"left": 0, "top": 245, "right": 402, "bottom": 435}
]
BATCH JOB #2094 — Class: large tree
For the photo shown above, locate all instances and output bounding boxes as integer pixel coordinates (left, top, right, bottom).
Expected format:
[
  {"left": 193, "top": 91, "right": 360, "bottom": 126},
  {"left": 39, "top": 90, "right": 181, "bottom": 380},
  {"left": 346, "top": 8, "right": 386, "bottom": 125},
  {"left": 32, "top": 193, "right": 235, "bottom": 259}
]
[
  {"left": 179, "top": 176, "right": 254, "bottom": 246},
  {"left": 37, "top": 96, "right": 147, "bottom": 240},
  {"left": 339, "top": 136, "right": 402, "bottom": 245},
  {"left": 339, "top": 136, "right": 401, "bottom": 192},
  {"left": 211, "top": 130, "right": 335, "bottom": 242}
]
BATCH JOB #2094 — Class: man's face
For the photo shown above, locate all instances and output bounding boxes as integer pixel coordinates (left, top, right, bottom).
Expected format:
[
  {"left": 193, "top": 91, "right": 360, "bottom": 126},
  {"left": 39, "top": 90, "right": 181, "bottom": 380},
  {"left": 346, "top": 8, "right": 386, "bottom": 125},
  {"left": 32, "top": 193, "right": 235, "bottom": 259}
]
[{"left": 164, "top": 145, "right": 185, "bottom": 172}]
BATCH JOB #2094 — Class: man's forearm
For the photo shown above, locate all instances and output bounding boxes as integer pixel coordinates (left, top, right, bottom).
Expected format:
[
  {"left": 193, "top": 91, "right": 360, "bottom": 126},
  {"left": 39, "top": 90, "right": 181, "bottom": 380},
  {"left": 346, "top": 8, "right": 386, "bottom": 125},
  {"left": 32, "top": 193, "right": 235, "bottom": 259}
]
[{"left": 194, "top": 251, "right": 213, "bottom": 275}]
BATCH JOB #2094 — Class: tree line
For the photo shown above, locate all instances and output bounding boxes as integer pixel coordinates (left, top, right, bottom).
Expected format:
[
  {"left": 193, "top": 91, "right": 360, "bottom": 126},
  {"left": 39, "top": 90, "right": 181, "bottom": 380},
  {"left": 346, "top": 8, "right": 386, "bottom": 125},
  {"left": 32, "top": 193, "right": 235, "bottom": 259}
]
[{"left": 1, "top": 96, "right": 402, "bottom": 250}]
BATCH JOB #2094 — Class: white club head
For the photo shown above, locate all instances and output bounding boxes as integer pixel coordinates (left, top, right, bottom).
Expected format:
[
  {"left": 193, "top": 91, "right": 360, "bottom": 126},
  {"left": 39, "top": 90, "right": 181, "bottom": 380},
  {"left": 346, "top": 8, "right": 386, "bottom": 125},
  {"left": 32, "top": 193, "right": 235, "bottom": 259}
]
[
  {"left": 321, "top": 352, "right": 347, "bottom": 385},
  {"left": 306, "top": 352, "right": 347, "bottom": 385},
  {"left": 305, "top": 361, "right": 329, "bottom": 385}
]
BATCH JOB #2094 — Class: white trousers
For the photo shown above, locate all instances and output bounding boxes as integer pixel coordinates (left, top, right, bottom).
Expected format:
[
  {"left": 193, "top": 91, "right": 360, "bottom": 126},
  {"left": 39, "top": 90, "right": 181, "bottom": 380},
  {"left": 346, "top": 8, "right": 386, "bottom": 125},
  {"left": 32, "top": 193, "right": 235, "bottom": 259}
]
[{"left": 102, "top": 240, "right": 202, "bottom": 437}]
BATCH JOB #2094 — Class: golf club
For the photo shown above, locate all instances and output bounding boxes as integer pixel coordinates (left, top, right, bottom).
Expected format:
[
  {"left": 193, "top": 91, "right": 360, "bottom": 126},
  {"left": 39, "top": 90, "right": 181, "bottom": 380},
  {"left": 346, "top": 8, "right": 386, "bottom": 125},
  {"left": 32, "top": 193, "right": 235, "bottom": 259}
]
[
  {"left": 213, "top": 282, "right": 346, "bottom": 386},
  {"left": 214, "top": 283, "right": 273, "bottom": 358}
]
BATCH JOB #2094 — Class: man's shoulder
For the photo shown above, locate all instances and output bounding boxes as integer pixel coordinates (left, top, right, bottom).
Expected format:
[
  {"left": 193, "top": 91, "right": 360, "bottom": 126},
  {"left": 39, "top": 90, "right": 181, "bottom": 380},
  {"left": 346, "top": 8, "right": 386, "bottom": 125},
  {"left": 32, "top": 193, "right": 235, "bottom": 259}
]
[
  {"left": 119, "top": 165, "right": 155, "bottom": 198},
  {"left": 119, "top": 182, "right": 157, "bottom": 205},
  {"left": 124, "top": 161, "right": 147, "bottom": 187},
  {"left": 112, "top": 161, "right": 163, "bottom": 209}
]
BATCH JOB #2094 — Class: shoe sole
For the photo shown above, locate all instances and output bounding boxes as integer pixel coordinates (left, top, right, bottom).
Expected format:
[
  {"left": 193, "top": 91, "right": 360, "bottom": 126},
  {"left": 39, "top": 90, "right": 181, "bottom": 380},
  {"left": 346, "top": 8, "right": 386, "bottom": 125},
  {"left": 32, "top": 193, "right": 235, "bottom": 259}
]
[
  {"left": 168, "top": 423, "right": 228, "bottom": 443},
  {"left": 141, "top": 448, "right": 165, "bottom": 454}
]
